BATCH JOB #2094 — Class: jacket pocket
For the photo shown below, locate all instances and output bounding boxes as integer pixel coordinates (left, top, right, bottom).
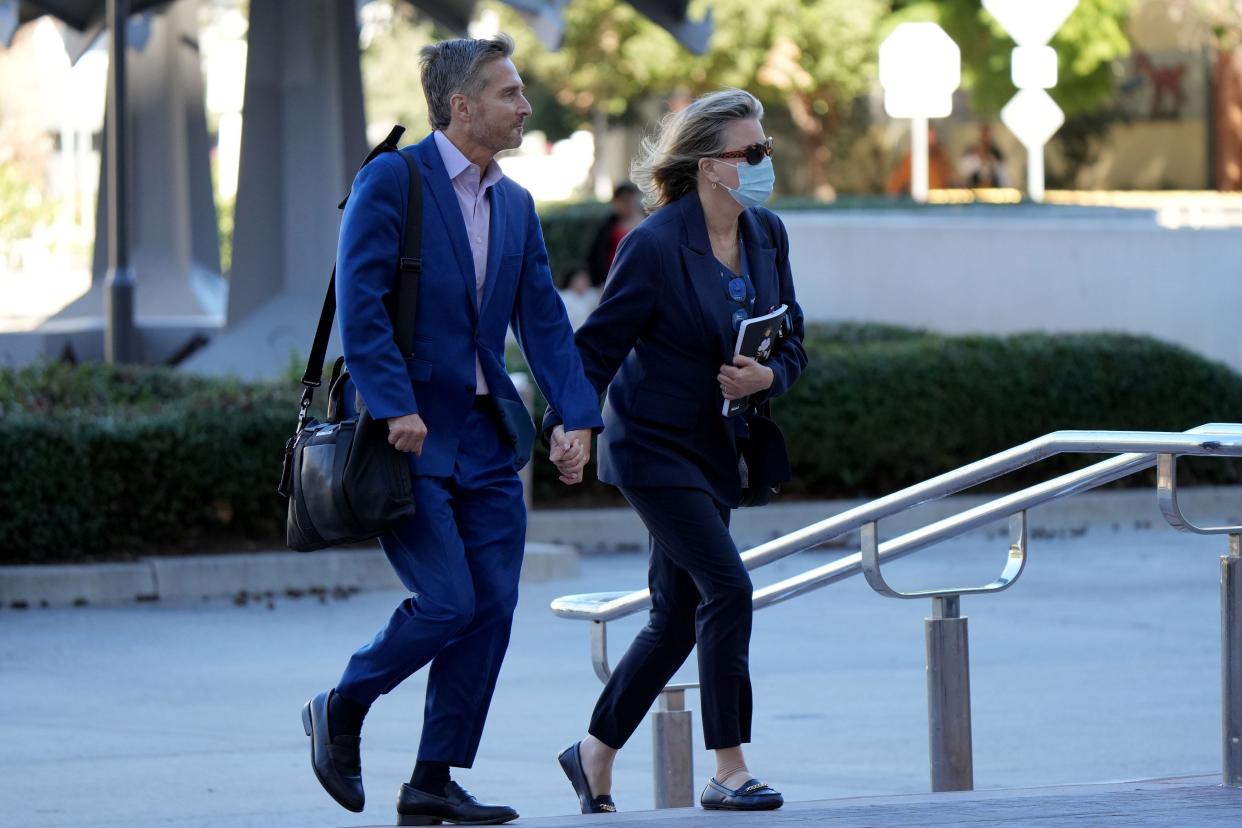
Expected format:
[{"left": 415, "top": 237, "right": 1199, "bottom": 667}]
[{"left": 405, "top": 357, "right": 432, "bottom": 382}]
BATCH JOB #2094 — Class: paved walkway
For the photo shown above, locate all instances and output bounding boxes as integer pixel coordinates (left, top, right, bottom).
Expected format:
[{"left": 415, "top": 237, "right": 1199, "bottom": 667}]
[
  {"left": 454, "top": 775, "right": 1242, "bottom": 827},
  {"left": 1, "top": 525, "right": 1237, "bottom": 827}
]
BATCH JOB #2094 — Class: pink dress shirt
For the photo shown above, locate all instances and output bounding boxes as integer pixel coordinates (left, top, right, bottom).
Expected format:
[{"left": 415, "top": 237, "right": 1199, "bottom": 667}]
[{"left": 433, "top": 131, "right": 504, "bottom": 395}]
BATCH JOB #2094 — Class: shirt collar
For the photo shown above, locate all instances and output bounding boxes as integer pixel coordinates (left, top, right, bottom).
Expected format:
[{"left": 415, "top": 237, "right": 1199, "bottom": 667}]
[{"left": 433, "top": 131, "right": 503, "bottom": 191}]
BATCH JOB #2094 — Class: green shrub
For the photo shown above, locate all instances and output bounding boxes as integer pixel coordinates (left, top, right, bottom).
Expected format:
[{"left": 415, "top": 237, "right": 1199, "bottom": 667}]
[
  {"left": 778, "top": 332, "right": 1242, "bottom": 498},
  {"left": 0, "top": 372, "right": 297, "bottom": 563},
  {"left": 3, "top": 327, "right": 1241, "bottom": 563},
  {"left": 514, "top": 329, "right": 1242, "bottom": 505}
]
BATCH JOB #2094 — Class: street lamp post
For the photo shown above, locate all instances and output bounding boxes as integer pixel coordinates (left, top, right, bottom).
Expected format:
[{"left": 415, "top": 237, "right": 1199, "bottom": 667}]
[{"left": 104, "top": 0, "right": 138, "bottom": 363}]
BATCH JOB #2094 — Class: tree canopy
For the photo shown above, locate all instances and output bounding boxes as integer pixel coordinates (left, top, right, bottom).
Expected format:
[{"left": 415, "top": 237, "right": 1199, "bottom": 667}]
[{"left": 487, "top": 1, "right": 1135, "bottom": 196}]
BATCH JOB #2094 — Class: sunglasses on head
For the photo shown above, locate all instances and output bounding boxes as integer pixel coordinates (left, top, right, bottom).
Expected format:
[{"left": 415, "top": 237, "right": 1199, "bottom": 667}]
[{"left": 716, "top": 137, "right": 774, "bottom": 166}]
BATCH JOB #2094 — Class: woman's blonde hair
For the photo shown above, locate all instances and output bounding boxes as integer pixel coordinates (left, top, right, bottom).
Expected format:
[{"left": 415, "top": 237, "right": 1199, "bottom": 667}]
[{"left": 631, "top": 89, "right": 764, "bottom": 211}]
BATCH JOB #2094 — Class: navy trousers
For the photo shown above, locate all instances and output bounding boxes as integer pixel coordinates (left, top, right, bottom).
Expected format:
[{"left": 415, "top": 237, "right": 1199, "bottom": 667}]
[
  {"left": 335, "top": 404, "right": 526, "bottom": 768},
  {"left": 588, "top": 486, "right": 754, "bottom": 750}
]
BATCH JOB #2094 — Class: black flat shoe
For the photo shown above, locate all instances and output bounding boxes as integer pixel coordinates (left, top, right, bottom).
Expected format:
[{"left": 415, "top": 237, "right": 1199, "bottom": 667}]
[
  {"left": 557, "top": 741, "right": 617, "bottom": 814},
  {"left": 700, "top": 777, "right": 783, "bottom": 811},
  {"left": 396, "top": 781, "right": 518, "bottom": 825},
  {"left": 301, "top": 689, "right": 364, "bottom": 812}
]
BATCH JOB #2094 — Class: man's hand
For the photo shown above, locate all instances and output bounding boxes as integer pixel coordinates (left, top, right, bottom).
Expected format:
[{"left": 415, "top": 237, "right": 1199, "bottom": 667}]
[
  {"left": 718, "top": 355, "right": 774, "bottom": 401},
  {"left": 388, "top": 413, "right": 428, "bottom": 455},
  {"left": 549, "top": 425, "right": 592, "bottom": 485}
]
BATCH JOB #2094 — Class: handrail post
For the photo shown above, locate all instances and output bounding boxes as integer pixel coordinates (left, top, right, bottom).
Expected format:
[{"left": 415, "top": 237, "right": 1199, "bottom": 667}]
[
  {"left": 652, "top": 688, "right": 694, "bottom": 808},
  {"left": 927, "top": 595, "right": 973, "bottom": 791},
  {"left": 1224, "top": 534, "right": 1242, "bottom": 785}
]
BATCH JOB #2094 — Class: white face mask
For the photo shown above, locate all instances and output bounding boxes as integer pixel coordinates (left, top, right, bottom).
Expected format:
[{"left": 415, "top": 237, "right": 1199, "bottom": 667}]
[{"left": 718, "top": 156, "right": 776, "bottom": 208}]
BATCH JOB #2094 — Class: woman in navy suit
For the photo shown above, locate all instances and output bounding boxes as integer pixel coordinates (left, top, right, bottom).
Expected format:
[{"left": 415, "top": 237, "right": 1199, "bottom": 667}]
[{"left": 547, "top": 89, "right": 808, "bottom": 813}]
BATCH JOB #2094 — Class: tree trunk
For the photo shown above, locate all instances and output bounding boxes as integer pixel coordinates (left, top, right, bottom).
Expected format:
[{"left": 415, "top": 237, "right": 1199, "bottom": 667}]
[
  {"left": 1214, "top": 47, "right": 1242, "bottom": 191},
  {"left": 786, "top": 91, "right": 836, "bottom": 200},
  {"left": 804, "top": 129, "right": 835, "bottom": 201},
  {"left": 590, "top": 107, "right": 612, "bottom": 200}
]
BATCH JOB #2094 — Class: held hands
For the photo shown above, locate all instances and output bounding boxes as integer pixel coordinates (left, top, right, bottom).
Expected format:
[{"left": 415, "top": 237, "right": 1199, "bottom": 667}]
[
  {"left": 549, "top": 425, "right": 592, "bottom": 485},
  {"left": 718, "top": 355, "right": 774, "bottom": 401},
  {"left": 388, "top": 413, "right": 428, "bottom": 455}
]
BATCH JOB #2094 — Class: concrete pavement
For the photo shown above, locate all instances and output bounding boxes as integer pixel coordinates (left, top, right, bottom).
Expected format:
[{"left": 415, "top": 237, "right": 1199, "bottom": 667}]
[
  {"left": 1, "top": 522, "right": 1237, "bottom": 827},
  {"left": 444, "top": 775, "right": 1242, "bottom": 827}
]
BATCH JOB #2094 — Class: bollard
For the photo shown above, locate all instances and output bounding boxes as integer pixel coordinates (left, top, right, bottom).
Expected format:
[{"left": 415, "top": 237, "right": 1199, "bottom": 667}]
[
  {"left": 1224, "top": 534, "right": 1242, "bottom": 785},
  {"left": 926, "top": 594, "right": 973, "bottom": 792},
  {"left": 652, "top": 688, "right": 694, "bottom": 808}
]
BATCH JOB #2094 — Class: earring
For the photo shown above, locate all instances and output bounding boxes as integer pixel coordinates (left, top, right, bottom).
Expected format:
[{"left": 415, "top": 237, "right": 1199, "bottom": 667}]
[{"left": 711, "top": 181, "right": 718, "bottom": 190}]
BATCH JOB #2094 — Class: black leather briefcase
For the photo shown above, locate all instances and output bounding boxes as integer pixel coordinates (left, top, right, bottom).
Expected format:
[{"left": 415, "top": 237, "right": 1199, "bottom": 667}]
[{"left": 277, "top": 125, "right": 423, "bottom": 551}]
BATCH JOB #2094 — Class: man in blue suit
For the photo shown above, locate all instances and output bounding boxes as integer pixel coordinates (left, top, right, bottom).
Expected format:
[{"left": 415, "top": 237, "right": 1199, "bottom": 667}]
[{"left": 301, "top": 34, "right": 603, "bottom": 826}]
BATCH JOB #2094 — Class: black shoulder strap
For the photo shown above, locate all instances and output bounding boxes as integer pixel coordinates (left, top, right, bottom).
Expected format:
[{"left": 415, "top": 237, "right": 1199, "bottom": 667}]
[{"left": 299, "top": 125, "right": 422, "bottom": 397}]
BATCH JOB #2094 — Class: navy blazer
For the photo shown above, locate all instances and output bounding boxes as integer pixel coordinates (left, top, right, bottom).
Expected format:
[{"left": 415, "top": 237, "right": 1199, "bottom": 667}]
[
  {"left": 546, "top": 192, "right": 808, "bottom": 506},
  {"left": 336, "top": 133, "right": 604, "bottom": 476}
]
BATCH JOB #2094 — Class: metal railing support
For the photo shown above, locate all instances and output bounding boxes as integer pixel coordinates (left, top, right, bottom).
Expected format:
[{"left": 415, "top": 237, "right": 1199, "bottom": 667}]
[
  {"left": 1224, "top": 534, "right": 1242, "bottom": 785},
  {"left": 927, "top": 595, "right": 973, "bottom": 791},
  {"left": 652, "top": 688, "right": 694, "bottom": 808}
]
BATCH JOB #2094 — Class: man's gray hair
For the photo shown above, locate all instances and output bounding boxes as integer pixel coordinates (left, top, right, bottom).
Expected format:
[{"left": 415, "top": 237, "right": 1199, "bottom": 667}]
[
  {"left": 631, "top": 89, "right": 764, "bottom": 211},
  {"left": 419, "top": 33, "right": 516, "bottom": 131}
]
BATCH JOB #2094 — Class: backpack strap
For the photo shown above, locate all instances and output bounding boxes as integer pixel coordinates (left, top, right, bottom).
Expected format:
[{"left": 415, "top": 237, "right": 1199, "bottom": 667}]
[
  {"left": 296, "top": 125, "right": 421, "bottom": 421},
  {"left": 392, "top": 150, "right": 423, "bottom": 363}
]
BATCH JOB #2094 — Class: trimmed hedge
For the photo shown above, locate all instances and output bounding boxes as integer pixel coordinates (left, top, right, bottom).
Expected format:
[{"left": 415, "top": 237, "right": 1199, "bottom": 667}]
[
  {"left": 516, "top": 326, "right": 1242, "bottom": 503},
  {"left": 779, "top": 330, "right": 1242, "bottom": 498},
  {"left": 3, "top": 329, "right": 1241, "bottom": 563},
  {"left": 0, "top": 364, "right": 296, "bottom": 562}
]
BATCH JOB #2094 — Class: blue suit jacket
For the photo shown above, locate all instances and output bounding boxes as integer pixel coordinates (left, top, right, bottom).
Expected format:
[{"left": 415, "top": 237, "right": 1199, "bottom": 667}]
[
  {"left": 546, "top": 192, "right": 808, "bottom": 506},
  {"left": 335, "top": 133, "right": 603, "bottom": 476}
]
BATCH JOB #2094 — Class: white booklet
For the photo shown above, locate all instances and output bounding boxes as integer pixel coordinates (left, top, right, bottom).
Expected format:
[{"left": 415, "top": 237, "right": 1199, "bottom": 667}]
[{"left": 722, "top": 303, "right": 788, "bottom": 417}]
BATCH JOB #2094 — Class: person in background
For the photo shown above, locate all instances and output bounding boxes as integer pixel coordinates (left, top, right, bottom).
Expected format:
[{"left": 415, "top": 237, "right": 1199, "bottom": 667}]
[
  {"left": 557, "top": 264, "right": 599, "bottom": 330},
  {"left": 586, "top": 181, "right": 644, "bottom": 288},
  {"left": 885, "top": 125, "right": 954, "bottom": 195},
  {"left": 958, "top": 124, "right": 1009, "bottom": 188}
]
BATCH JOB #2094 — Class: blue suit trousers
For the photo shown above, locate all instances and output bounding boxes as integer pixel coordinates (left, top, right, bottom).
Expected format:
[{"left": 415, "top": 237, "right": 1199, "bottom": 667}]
[{"left": 335, "top": 405, "right": 526, "bottom": 767}]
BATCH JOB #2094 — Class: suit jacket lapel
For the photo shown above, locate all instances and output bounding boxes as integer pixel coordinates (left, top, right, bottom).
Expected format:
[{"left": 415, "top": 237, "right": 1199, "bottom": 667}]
[
  {"left": 414, "top": 137, "right": 478, "bottom": 322},
  {"left": 479, "top": 183, "right": 507, "bottom": 317},
  {"left": 740, "top": 209, "right": 779, "bottom": 317},
  {"left": 678, "top": 195, "right": 734, "bottom": 363}
]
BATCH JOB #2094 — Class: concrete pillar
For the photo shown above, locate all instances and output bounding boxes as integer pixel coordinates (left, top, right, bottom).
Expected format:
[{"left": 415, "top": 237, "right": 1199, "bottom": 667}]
[{"left": 225, "top": 0, "right": 366, "bottom": 325}]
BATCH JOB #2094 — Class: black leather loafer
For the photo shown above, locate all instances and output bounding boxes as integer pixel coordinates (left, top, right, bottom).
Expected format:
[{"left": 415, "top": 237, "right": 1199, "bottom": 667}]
[
  {"left": 301, "top": 689, "right": 364, "bottom": 812},
  {"left": 700, "top": 777, "right": 783, "bottom": 811},
  {"left": 396, "top": 781, "right": 518, "bottom": 825},
  {"left": 557, "top": 741, "right": 617, "bottom": 814}
]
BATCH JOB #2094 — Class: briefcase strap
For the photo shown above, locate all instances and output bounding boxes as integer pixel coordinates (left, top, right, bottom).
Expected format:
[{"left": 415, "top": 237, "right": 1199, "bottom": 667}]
[{"left": 296, "top": 124, "right": 424, "bottom": 424}]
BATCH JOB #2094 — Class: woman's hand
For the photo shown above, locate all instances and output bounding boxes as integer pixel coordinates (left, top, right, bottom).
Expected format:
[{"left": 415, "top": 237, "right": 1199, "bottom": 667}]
[
  {"left": 549, "top": 425, "right": 591, "bottom": 485},
  {"left": 718, "top": 355, "right": 773, "bottom": 401}
]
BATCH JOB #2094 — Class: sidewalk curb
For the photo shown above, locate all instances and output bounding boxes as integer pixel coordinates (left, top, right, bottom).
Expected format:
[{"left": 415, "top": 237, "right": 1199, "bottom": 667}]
[
  {"left": 0, "top": 542, "right": 578, "bottom": 609},
  {"left": 3, "top": 487, "right": 1239, "bottom": 609}
]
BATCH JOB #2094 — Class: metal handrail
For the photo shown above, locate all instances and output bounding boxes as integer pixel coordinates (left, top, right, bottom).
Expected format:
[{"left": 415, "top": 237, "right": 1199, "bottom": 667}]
[
  {"left": 550, "top": 423, "right": 1242, "bottom": 805},
  {"left": 551, "top": 424, "right": 1242, "bottom": 622}
]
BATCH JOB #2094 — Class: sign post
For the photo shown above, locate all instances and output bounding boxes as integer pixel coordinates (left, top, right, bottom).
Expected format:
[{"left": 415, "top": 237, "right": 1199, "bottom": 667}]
[
  {"left": 879, "top": 23, "right": 961, "bottom": 203},
  {"left": 985, "top": 0, "right": 1079, "bottom": 201}
]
